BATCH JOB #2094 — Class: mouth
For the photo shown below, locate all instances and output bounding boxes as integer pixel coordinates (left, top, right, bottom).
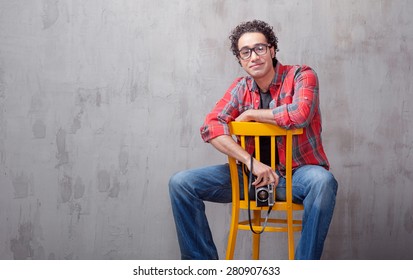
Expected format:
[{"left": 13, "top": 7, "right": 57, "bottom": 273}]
[{"left": 249, "top": 63, "right": 263, "bottom": 69}]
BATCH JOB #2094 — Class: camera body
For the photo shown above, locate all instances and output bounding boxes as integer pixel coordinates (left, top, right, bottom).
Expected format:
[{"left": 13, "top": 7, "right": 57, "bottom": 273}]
[{"left": 255, "top": 183, "right": 275, "bottom": 207}]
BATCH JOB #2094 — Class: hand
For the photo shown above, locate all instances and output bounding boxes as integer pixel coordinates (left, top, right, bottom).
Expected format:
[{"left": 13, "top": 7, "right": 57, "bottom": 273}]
[
  {"left": 235, "top": 110, "right": 255, "bottom": 122},
  {"left": 249, "top": 158, "right": 279, "bottom": 188},
  {"left": 236, "top": 109, "right": 274, "bottom": 123}
]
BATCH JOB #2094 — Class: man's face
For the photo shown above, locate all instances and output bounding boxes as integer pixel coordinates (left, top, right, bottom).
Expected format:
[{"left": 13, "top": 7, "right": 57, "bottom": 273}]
[{"left": 237, "top": 32, "right": 275, "bottom": 80}]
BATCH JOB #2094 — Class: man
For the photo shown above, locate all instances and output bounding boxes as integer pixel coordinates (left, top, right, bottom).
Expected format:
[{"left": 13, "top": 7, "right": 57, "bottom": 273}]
[{"left": 169, "top": 20, "right": 338, "bottom": 260}]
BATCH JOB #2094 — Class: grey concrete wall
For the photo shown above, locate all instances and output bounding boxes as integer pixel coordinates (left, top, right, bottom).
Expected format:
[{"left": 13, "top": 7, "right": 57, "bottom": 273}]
[{"left": 0, "top": 0, "right": 412, "bottom": 260}]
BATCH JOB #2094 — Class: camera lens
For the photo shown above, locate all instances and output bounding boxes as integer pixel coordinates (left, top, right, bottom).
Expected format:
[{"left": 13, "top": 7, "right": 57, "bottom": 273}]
[{"left": 257, "top": 189, "right": 269, "bottom": 202}]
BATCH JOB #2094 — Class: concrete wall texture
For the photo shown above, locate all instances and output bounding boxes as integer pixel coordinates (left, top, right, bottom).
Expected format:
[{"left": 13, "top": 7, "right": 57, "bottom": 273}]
[{"left": 0, "top": 0, "right": 412, "bottom": 260}]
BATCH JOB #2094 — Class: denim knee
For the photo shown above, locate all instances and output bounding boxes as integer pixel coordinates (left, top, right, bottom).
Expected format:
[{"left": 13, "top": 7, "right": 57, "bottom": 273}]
[
  {"left": 169, "top": 171, "right": 186, "bottom": 196},
  {"left": 307, "top": 166, "right": 338, "bottom": 195},
  {"left": 320, "top": 171, "right": 338, "bottom": 197},
  {"left": 312, "top": 170, "right": 338, "bottom": 213}
]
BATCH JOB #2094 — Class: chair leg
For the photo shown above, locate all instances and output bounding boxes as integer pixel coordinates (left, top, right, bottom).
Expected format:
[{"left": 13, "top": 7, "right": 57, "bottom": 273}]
[
  {"left": 226, "top": 204, "right": 240, "bottom": 260},
  {"left": 287, "top": 208, "right": 295, "bottom": 260},
  {"left": 252, "top": 210, "right": 261, "bottom": 260}
]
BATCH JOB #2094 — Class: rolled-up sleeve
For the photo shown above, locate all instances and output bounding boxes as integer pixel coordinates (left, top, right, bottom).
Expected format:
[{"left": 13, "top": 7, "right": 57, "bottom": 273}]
[
  {"left": 273, "top": 66, "right": 319, "bottom": 129},
  {"left": 200, "top": 78, "right": 245, "bottom": 142}
]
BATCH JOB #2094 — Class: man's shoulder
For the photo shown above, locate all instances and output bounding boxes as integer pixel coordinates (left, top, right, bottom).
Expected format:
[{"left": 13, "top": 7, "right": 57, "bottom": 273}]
[
  {"left": 228, "top": 76, "right": 250, "bottom": 91},
  {"left": 276, "top": 63, "right": 318, "bottom": 87},
  {"left": 280, "top": 64, "right": 318, "bottom": 85},
  {"left": 280, "top": 63, "right": 316, "bottom": 75}
]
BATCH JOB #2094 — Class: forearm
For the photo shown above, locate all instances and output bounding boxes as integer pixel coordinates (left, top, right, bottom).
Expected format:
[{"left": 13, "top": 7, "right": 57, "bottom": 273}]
[
  {"left": 235, "top": 109, "right": 276, "bottom": 124},
  {"left": 209, "top": 134, "right": 279, "bottom": 187},
  {"left": 237, "top": 107, "right": 313, "bottom": 129},
  {"left": 209, "top": 135, "right": 251, "bottom": 166}
]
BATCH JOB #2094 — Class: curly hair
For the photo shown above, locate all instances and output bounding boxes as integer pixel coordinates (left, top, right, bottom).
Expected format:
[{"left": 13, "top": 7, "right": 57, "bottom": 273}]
[{"left": 229, "top": 20, "right": 279, "bottom": 65}]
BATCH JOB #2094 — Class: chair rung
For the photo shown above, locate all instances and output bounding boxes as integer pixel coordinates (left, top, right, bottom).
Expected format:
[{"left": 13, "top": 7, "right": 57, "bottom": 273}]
[
  {"left": 239, "top": 219, "right": 302, "bottom": 225},
  {"left": 239, "top": 201, "right": 304, "bottom": 211},
  {"left": 237, "top": 223, "right": 302, "bottom": 233}
]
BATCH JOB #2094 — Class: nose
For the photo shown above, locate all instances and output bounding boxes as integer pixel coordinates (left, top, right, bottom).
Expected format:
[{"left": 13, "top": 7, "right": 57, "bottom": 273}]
[{"left": 250, "top": 50, "right": 260, "bottom": 61}]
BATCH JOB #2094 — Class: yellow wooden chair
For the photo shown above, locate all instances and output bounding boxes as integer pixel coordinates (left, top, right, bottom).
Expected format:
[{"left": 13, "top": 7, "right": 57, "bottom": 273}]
[{"left": 226, "top": 121, "right": 304, "bottom": 260}]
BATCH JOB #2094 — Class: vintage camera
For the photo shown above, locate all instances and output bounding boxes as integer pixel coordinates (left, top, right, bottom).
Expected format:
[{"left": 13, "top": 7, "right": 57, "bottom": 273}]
[{"left": 255, "top": 183, "right": 275, "bottom": 207}]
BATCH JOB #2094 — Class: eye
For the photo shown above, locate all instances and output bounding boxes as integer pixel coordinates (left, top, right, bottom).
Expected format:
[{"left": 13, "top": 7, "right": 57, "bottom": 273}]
[
  {"left": 239, "top": 48, "right": 250, "bottom": 56},
  {"left": 256, "top": 45, "right": 265, "bottom": 51}
]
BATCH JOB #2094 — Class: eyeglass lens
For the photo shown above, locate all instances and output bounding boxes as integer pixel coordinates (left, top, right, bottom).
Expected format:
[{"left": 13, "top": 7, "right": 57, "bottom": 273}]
[{"left": 239, "top": 44, "right": 269, "bottom": 60}]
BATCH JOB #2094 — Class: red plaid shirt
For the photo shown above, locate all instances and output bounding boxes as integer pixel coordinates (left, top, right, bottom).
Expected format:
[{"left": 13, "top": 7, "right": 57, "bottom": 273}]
[{"left": 200, "top": 61, "right": 330, "bottom": 174}]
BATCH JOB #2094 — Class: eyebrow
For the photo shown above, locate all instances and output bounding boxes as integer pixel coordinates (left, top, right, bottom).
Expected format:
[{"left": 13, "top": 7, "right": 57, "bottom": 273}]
[{"left": 238, "top": 42, "right": 268, "bottom": 50}]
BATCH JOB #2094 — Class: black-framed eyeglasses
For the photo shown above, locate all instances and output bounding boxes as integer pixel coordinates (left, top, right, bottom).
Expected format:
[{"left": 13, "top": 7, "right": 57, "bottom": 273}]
[{"left": 238, "top": 43, "right": 271, "bottom": 60}]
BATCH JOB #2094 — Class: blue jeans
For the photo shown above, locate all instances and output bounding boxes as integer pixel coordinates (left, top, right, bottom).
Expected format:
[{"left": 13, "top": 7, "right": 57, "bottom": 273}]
[{"left": 169, "top": 164, "right": 338, "bottom": 260}]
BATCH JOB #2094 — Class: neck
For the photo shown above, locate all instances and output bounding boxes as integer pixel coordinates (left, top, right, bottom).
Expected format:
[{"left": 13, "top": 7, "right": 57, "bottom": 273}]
[{"left": 256, "top": 68, "right": 275, "bottom": 92}]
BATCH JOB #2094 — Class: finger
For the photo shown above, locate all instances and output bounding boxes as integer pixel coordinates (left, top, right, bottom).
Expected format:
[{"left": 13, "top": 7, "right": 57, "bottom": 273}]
[
  {"left": 272, "top": 173, "right": 279, "bottom": 186},
  {"left": 264, "top": 175, "right": 277, "bottom": 187},
  {"left": 254, "top": 176, "right": 270, "bottom": 187},
  {"left": 253, "top": 176, "right": 263, "bottom": 186}
]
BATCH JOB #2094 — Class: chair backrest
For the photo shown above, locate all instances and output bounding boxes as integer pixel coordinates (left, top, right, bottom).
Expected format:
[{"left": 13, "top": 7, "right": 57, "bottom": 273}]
[{"left": 227, "top": 121, "right": 303, "bottom": 209}]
